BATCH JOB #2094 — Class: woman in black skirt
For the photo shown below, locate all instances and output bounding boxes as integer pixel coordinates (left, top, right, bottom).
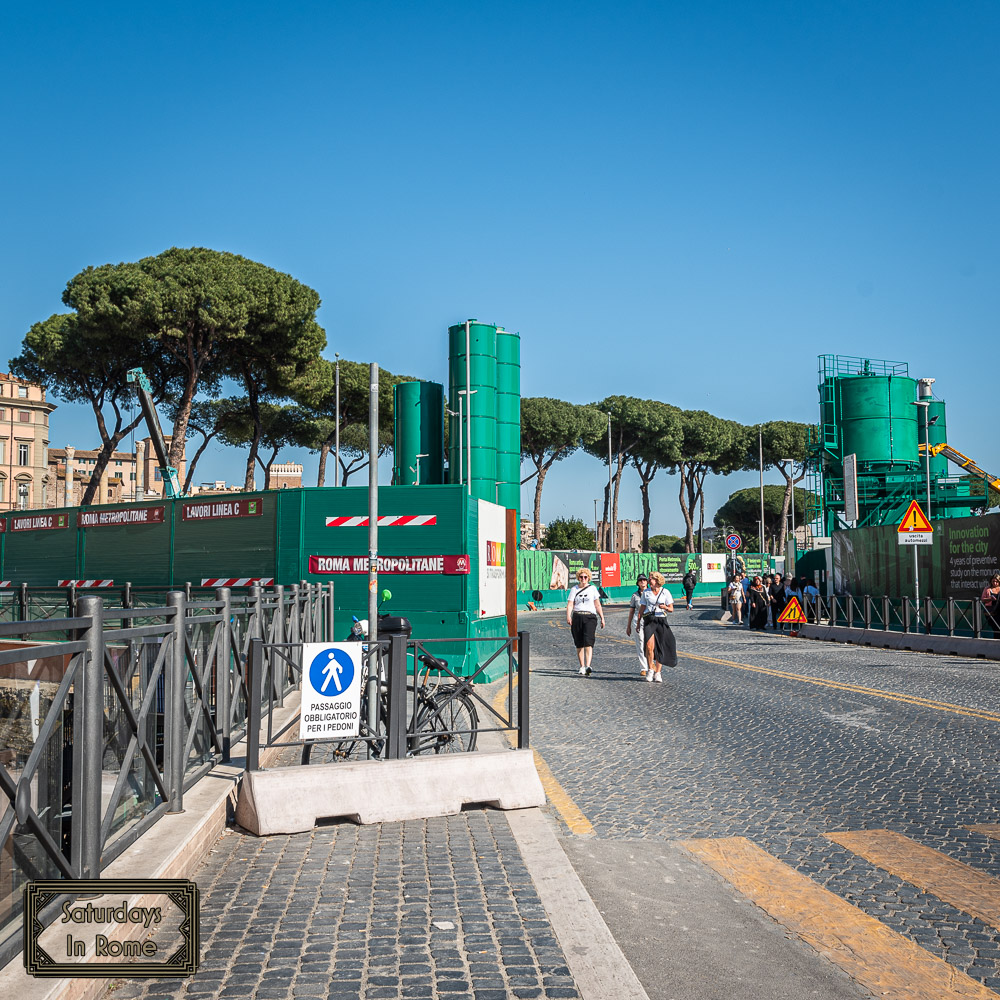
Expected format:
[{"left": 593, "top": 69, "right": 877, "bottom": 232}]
[
  {"left": 748, "top": 576, "right": 770, "bottom": 630},
  {"left": 641, "top": 571, "right": 677, "bottom": 682}
]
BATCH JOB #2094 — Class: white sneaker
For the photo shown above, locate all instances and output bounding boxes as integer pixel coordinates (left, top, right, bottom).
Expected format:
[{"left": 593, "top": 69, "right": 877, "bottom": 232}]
[
  {"left": 653, "top": 672, "right": 663, "bottom": 683},
  {"left": 579, "top": 666, "right": 587, "bottom": 675},
  {"left": 645, "top": 672, "right": 655, "bottom": 682}
]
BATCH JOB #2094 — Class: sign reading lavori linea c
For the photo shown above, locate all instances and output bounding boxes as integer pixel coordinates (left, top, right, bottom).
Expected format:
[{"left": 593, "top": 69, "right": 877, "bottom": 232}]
[
  {"left": 78, "top": 506, "right": 165, "bottom": 528},
  {"left": 182, "top": 498, "right": 262, "bottom": 521},
  {"left": 10, "top": 513, "right": 68, "bottom": 532},
  {"left": 897, "top": 500, "right": 934, "bottom": 546}
]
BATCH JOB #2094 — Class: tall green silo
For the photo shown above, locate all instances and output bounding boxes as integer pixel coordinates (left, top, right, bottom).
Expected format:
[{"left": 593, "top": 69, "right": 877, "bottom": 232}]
[
  {"left": 448, "top": 320, "right": 497, "bottom": 502},
  {"left": 915, "top": 379, "right": 949, "bottom": 481},
  {"left": 495, "top": 328, "right": 521, "bottom": 513},
  {"left": 839, "top": 375, "right": 919, "bottom": 470},
  {"left": 393, "top": 381, "right": 444, "bottom": 485}
]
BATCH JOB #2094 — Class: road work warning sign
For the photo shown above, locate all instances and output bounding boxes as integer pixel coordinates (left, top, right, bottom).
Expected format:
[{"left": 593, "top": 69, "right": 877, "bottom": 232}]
[
  {"left": 897, "top": 500, "right": 934, "bottom": 545},
  {"left": 299, "top": 643, "right": 363, "bottom": 739},
  {"left": 777, "top": 597, "right": 807, "bottom": 625}
]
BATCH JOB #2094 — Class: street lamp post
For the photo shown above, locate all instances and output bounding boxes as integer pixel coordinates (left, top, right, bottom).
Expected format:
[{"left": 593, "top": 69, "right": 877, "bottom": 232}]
[
  {"left": 758, "top": 428, "right": 765, "bottom": 558},
  {"left": 414, "top": 453, "right": 429, "bottom": 486},
  {"left": 912, "top": 400, "right": 932, "bottom": 515},
  {"left": 607, "top": 413, "right": 615, "bottom": 554},
  {"left": 334, "top": 353, "right": 340, "bottom": 487},
  {"left": 594, "top": 499, "right": 599, "bottom": 550}
]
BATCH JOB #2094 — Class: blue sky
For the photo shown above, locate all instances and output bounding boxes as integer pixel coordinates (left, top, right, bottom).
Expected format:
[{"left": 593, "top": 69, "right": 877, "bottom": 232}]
[{"left": 2, "top": 1, "right": 996, "bottom": 537}]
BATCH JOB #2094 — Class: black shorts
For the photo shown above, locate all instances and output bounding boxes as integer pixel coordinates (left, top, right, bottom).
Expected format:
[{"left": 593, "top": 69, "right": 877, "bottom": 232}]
[{"left": 571, "top": 613, "right": 598, "bottom": 648}]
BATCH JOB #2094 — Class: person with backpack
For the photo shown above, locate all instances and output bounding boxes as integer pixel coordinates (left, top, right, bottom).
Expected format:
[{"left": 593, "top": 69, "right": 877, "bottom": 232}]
[
  {"left": 727, "top": 575, "right": 745, "bottom": 625},
  {"left": 682, "top": 567, "right": 698, "bottom": 609}
]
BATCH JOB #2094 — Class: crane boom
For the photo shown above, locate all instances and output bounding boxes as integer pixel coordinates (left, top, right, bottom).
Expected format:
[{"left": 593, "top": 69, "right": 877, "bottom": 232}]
[
  {"left": 920, "top": 442, "right": 1000, "bottom": 492},
  {"left": 126, "top": 368, "right": 182, "bottom": 498}
]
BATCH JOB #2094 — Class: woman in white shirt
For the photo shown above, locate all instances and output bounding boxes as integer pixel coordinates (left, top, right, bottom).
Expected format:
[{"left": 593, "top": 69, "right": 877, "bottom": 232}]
[
  {"left": 641, "top": 571, "right": 676, "bottom": 682},
  {"left": 626, "top": 575, "right": 650, "bottom": 675},
  {"left": 566, "top": 568, "right": 605, "bottom": 676}
]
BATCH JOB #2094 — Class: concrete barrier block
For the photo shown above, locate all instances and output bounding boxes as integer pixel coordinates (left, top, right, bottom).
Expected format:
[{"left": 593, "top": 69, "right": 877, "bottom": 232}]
[{"left": 235, "top": 748, "right": 545, "bottom": 835}]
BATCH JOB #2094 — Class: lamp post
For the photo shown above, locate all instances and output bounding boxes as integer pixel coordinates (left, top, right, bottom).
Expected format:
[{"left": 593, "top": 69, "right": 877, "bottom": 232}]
[
  {"left": 758, "top": 428, "right": 765, "bottom": 558},
  {"left": 445, "top": 399, "right": 463, "bottom": 486},
  {"left": 414, "top": 453, "right": 429, "bottom": 486},
  {"left": 334, "top": 353, "right": 340, "bottom": 487},
  {"left": 594, "top": 499, "right": 599, "bottom": 551},
  {"left": 457, "top": 389, "right": 476, "bottom": 495},
  {"left": 912, "top": 400, "right": 932, "bottom": 515},
  {"left": 781, "top": 459, "right": 797, "bottom": 561},
  {"left": 607, "top": 412, "right": 615, "bottom": 554}
]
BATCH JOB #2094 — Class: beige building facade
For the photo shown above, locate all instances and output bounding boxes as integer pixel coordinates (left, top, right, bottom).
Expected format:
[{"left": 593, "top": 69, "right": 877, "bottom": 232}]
[
  {"left": 0, "top": 373, "right": 56, "bottom": 511},
  {"left": 48, "top": 438, "right": 187, "bottom": 507}
]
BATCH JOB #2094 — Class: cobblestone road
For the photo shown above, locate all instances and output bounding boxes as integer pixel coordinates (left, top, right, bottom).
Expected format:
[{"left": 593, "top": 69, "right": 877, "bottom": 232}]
[
  {"left": 528, "top": 603, "right": 1000, "bottom": 992},
  {"left": 108, "top": 811, "right": 579, "bottom": 1000}
]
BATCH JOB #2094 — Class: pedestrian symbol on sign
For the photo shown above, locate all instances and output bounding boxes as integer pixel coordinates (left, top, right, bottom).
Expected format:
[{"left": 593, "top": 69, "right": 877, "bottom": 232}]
[{"left": 309, "top": 647, "right": 355, "bottom": 696}]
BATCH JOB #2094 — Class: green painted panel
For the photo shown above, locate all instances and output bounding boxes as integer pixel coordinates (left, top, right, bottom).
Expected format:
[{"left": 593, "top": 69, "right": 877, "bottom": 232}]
[
  {"left": 81, "top": 510, "right": 171, "bottom": 586},
  {"left": 276, "top": 489, "right": 302, "bottom": 583},
  {"left": 173, "top": 493, "right": 275, "bottom": 584},
  {"left": 4, "top": 513, "right": 77, "bottom": 586}
]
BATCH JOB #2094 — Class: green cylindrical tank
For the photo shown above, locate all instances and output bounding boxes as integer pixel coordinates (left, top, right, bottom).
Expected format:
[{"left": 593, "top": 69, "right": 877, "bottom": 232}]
[
  {"left": 495, "top": 328, "right": 520, "bottom": 513},
  {"left": 392, "top": 381, "right": 444, "bottom": 485},
  {"left": 448, "top": 321, "right": 497, "bottom": 501},
  {"left": 839, "top": 375, "right": 919, "bottom": 469}
]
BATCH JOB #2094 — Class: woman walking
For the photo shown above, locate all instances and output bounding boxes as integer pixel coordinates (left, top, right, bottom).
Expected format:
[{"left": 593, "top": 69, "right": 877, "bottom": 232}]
[
  {"left": 641, "top": 571, "right": 676, "bottom": 682},
  {"left": 626, "top": 574, "right": 650, "bottom": 675},
  {"left": 727, "top": 575, "right": 745, "bottom": 625},
  {"left": 748, "top": 576, "right": 770, "bottom": 630},
  {"left": 982, "top": 574, "right": 1000, "bottom": 637},
  {"left": 566, "top": 568, "right": 605, "bottom": 676}
]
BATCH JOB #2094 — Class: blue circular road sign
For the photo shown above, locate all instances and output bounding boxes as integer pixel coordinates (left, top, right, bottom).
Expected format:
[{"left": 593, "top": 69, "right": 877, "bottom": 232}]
[
  {"left": 725, "top": 533, "right": 742, "bottom": 550},
  {"left": 309, "top": 647, "right": 356, "bottom": 697}
]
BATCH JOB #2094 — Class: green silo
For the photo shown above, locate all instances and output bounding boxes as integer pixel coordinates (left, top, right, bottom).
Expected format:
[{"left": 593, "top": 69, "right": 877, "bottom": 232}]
[
  {"left": 448, "top": 320, "right": 497, "bottom": 502},
  {"left": 839, "top": 375, "right": 919, "bottom": 469},
  {"left": 495, "top": 328, "right": 521, "bottom": 513},
  {"left": 393, "top": 381, "right": 444, "bottom": 485}
]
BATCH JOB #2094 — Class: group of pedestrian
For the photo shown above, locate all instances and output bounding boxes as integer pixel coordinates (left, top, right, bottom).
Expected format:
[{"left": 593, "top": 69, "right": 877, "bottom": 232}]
[
  {"left": 726, "top": 571, "right": 819, "bottom": 631},
  {"left": 566, "top": 570, "right": 679, "bottom": 680}
]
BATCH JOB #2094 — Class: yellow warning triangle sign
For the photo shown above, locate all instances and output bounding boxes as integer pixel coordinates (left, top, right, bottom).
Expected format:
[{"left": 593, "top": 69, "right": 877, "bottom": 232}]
[
  {"left": 777, "top": 596, "right": 807, "bottom": 624},
  {"left": 897, "top": 500, "right": 933, "bottom": 533}
]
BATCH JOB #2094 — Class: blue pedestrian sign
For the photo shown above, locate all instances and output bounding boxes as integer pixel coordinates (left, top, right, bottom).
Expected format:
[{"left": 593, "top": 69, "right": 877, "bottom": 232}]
[
  {"left": 299, "top": 643, "right": 363, "bottom": 740},
  {"left": 725, "top": 533, "right": 742, "bottom": 550}
]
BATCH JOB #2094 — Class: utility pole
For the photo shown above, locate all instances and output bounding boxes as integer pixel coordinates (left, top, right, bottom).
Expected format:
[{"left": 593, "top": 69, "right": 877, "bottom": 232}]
[
  {"left": 334, "top": 354, "right": 340, "bottom": 487},
  {"left": 367, "top": 363, "right": 378, "bottom": 733},
  {"left": 758, "top": 428, "right": 765, "bottom": 559},
  {"left": 607, "top": 412, "right": 615, "bottom": 553}
]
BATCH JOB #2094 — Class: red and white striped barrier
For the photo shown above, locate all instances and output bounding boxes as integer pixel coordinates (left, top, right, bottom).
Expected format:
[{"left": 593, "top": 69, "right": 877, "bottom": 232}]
[
  {"left": 59, "top": 580, "right": 115, "bottom": 588},
  {"left": 325, "top": 515, "right": 437, "bottom": 527},
  {"left": 0, "top": 582, "right": 11, "bottom": 588},
  {"left": 200, "top": 578, "right": 275, "bottom": 588}
]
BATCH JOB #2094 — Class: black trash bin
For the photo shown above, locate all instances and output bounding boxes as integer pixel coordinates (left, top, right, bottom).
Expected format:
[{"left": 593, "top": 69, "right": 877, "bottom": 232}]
[{"left": 377, "top": 615, "right": 412, "bottom": 641}]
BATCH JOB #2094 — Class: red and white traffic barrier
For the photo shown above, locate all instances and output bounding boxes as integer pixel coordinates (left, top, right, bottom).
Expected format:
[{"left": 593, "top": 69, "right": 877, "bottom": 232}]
[
  {"left": 200, "top": 578, "right": 275, "bottom": 588},
  {"left": 325, "top": 515, "right": 437, "bottom": 527},
  {"left": 0, "top": 582, "right": 11, "bottom": 588},
  {"left": 59, "top": 580, "right": 115, "bottom": 588}
]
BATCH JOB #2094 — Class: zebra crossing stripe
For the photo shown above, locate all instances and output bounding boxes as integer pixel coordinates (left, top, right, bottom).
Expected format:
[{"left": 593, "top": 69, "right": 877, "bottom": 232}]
[
  {"left": 324, "top": 515, "right": 437, "bottom": 527},
  {"left": 682, "top": 836, "right": 999, "bottom": 1000},
  {"left": 828, "top": 829, "right": 1000, "bottom": 932}
]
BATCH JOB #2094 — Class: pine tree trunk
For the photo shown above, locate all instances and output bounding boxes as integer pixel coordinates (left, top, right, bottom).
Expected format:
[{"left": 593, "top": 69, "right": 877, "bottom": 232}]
[
  {"left": 317, "top": 441, "right": 330, "bottom": 487},
  {"left": 533, "top": 463, "right": 547, "bottom": 546}
]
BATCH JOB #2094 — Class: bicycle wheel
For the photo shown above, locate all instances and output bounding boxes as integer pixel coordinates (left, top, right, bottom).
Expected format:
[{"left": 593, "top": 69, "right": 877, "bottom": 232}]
[
  {"left": 300, "top": 682, "right": 388, "bottom": 762},
  {"left": 408, "top": 685, "right": 479, "bottom": 755}
]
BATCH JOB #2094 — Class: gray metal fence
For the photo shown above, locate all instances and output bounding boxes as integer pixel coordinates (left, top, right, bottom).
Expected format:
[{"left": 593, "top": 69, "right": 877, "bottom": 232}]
[
  {"left": 0, "top": 582, "right": 332, "bottom": 967},
  {"left": 802, "top": 595, "right": 998, "bottom": 638}
]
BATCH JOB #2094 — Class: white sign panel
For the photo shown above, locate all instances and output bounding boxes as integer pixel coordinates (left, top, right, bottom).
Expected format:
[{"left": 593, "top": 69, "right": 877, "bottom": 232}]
[
  {"left": 699, "top": 553, "right": 727, "bottom": 583},
  {"left": 477, "top": 499, "right": 507, "bottom": 619},
  {"left": 299, "top": 643, "right": 363, "bottom": 740},
  {"left": 844, "top": 454, "right": 859, "bottom": 522},
  {"left": 898, "top": 532, "right": 934, "bottom": 546}
]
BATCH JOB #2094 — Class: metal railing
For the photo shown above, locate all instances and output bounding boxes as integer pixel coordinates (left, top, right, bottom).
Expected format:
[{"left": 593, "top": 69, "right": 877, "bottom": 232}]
[
  {"left": 247, "top": 632, "right": 529, "bottom": 769},
  {"left": 801, "top": 595, "right": 998, "bottom": 639},
  {"left": 0, "top": 582, "right": 332, "bottom": 967}
]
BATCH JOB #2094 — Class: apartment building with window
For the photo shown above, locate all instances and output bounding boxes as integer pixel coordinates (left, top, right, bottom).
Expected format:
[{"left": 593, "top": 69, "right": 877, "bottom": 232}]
[
  {"left": 48, "top": 438, "right": 186, "bottom": 507},
  {"left": 0, "top": 373, "right": 56, "bottom": 510}
]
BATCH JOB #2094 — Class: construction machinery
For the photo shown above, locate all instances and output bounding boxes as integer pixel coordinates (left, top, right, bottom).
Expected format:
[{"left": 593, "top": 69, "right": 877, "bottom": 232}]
[{"left": 126, "top": 367, "right": 182, "bottom": 499}]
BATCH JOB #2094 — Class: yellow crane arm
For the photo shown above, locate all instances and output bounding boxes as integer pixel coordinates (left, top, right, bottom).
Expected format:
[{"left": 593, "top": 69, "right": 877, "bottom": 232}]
[{"left": 920, "top": 442, "right": 1000, "bottom": 491}]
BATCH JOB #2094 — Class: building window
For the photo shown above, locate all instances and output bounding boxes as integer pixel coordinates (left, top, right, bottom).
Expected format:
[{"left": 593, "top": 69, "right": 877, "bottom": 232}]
[
  {"left": 154, "top": 469, "right": 162, "bottom": 481},
  {"left": 107, "top": 489, "right": 113, "bottom": 499},
  {"left": 18, "top": 443, "right": 29, "bottom": 466},
  {"left": 18, "top": 411, "right": 30, "bottom": 423},
  {"left": 115, "top": 460, "right": 122, "bottom": 467},
  {"left": 130, "top": 473, "right": 136, "bottom": 481},
  {"left": 0, "top": 441, "right": 5, "bottom": 464},
  {"left": 17, "top": 386, "right": 27, "bottom": 398},
  {"left": 17, "top": 483, "right": 28, "bottom": 508},
  {"left": 0, "top": 481, "right": 5, "bottom": 502}
]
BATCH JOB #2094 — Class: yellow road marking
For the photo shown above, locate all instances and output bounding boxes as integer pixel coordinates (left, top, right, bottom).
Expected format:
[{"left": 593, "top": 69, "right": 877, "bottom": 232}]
[
  {"left": 828, "top": 829, "right": 1000, "bottom": 930},
  {"left": 490, "top": 671, "right": 595, "bottom": 837},
  {"left": 966, "top": 825, "right": 1000, "bottom": 841},
  {"left": 549, "top": 616, "right": 1000, "bottom": 724},
  {"left": 682, "top": 836, "right": 1000, "bottom": 1000}
]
